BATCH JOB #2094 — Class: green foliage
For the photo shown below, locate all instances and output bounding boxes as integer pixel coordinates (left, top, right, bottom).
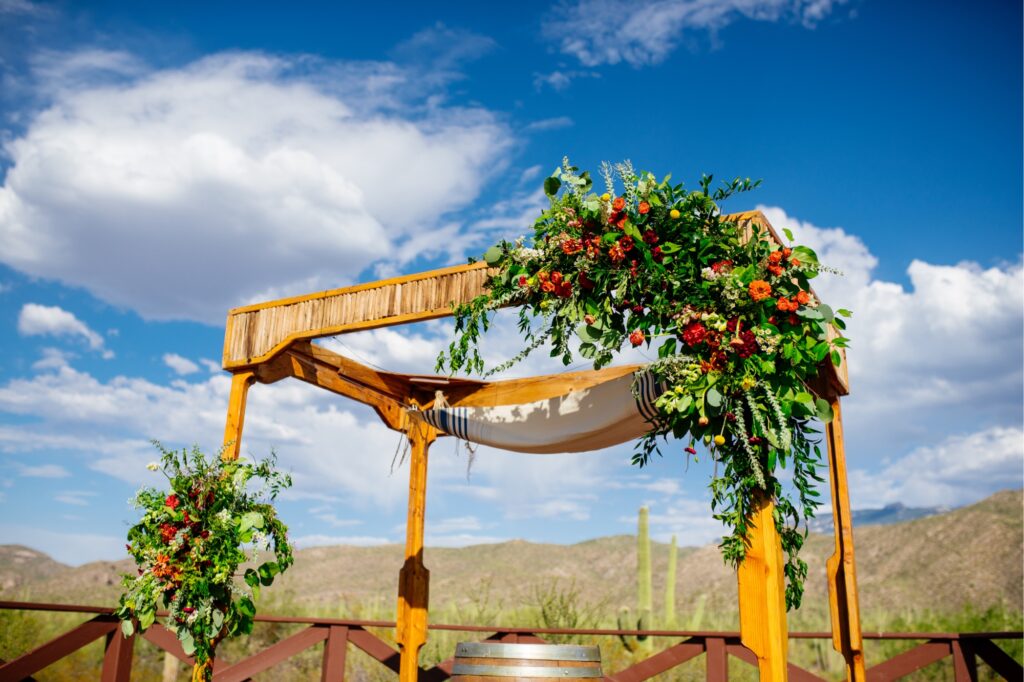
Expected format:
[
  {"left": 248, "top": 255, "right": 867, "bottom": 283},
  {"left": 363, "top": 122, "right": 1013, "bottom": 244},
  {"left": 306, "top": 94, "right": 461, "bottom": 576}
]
[
  {"left": 437, "top": 158, "right": 848, "bottom": 609},
  {"left": 116, "top": 443, "right": 293, "bottom": 679}
]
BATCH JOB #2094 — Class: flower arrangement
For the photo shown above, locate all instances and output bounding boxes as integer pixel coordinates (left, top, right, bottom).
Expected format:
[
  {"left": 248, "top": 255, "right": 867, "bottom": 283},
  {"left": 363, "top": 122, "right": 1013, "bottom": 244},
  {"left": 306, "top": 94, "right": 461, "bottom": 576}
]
[
  {"left": 437, "top": 159, "right": 850, "bottom": 608},
  {"left": 117, "top": 443, "right": 293, "bottom": 682}
]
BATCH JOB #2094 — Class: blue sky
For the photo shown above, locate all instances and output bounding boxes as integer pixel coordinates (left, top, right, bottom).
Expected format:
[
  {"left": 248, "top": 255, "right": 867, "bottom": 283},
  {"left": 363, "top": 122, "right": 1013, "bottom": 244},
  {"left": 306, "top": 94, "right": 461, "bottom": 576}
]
[{"left": 0, "top": 0, "right": 1020, "bottom": 565}]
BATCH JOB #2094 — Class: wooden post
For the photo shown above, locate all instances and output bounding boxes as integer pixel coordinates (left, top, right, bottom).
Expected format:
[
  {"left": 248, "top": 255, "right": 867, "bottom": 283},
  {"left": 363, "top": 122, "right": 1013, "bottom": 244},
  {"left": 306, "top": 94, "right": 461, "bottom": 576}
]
[
  {"left": 396, "top": 413, "right": 436, "bottom": 682},
  {"left": 737, "top": 490, "right": 788, "bottom": 682},
  {"left": 824, "top": 398, "right": 866, "bottom": 681},
  {"left": 222, "top": 370, "right": 255, "bottom": 461}
]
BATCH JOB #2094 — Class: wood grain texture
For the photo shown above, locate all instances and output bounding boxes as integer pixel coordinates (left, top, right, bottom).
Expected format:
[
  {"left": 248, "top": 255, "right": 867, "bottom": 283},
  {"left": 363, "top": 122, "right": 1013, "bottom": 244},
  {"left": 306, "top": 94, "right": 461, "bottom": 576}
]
[
  {"left": 737, "top": 492, "right": 789, "bottom": 682},
  {"left": 397, "top": 414, "right": 437, "bottom": 682},
  {"left": 825, "top": 398, "right": 866, "bottom": 682},
  {"left": 221, "top": 370, "right": 255, "bottom": 461}
]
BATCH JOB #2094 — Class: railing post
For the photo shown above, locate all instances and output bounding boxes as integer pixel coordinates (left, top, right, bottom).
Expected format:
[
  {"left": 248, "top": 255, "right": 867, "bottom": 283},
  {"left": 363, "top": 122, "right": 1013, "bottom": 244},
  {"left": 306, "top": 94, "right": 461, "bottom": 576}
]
[
  {"left": 706, "top": 637, "right": 728, "bottom": 682},
  {"left": 321, "top": 625, "right": 349, "bottom": 682},
  {"left": 101, "top": 630, "right": 134, "bottom": 682},
  {"left": 951, "top": 640, "right": 978, "bottom": 682}
]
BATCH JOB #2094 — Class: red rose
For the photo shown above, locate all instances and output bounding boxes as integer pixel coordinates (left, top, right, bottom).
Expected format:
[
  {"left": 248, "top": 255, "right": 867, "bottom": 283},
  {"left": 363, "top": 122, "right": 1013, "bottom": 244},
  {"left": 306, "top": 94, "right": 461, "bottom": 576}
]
[
  {"left": 609, "top": 211, "right": 626, "bottom": 229},
  {"left": 651, "top": 246, "right": 663, "bottom": 263},
  {"left": 638, "top": 201, "right": 650, "bottom": 214},
  {"left": 642, "top": 229, "right": 658, "bottom": 244},
  {"left": 557, "top": 281, "right": 573, "bottom": 298},
  {"left": 165, "top": 494, "right": 179, "bottom": 510},
  {"left": 619, "top": 236, "right": 634, "bottom": 252},
  {"left": 735, "top": 330, "right": 759, "bottom": 358},
  {"left": 681, "top": 321, "right": 707, "bottom": 347},
  {"left": 711, "top": 259, "right": 733, "bottom": 273},
  {"left": 612, "top": 196, "right": 626, "bottom": 211},
  {"left": 561, "top": 238, "right": 583, "bottom": 255},
  {"left": 518, "top": 275, "right": 528, "bottom": 287},
  {"left": 578, "top": 271, "right": 595, "bottom": 289},
  {"left": 629, "top": 329, "right": 646, "bottom": 346},
  {"left": 160, "top": 523, "right": 177, "bottom": 544},
  {"left": 550, "top": 271, "right": 563, "bottom": 285}
]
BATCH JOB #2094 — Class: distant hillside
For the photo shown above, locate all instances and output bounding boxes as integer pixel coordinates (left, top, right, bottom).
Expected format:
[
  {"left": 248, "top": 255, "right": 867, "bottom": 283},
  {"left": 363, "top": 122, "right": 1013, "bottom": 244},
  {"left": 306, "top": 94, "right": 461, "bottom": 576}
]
[
  {"left": 2, "top": 489, "right": 1020, "bottom": 628},
  {"left": 808, "top": 501, "right": 951, "bottom": 534}
]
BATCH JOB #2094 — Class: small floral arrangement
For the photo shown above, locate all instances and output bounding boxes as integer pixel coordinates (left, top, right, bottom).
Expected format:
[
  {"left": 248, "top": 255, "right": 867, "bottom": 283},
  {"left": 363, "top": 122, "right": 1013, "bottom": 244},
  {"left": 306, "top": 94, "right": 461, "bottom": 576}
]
[
  {"left": 117, "top": 443, "right": 293, "bottom": 682},
  {"left": 438, "top": 159, "right": 850, "bottom": 609}
]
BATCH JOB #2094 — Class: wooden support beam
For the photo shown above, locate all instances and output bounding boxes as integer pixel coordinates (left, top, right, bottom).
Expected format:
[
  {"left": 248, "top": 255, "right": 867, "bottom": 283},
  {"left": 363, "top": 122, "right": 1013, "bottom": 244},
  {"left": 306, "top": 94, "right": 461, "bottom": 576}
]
[
  {"left": 396, "top": 413, "right": 436, "bottom": 682},
  {"left": 824, "top": 398, "right": 865, "bottom": 681},
  {"left": 737, "top": 491, "right": 789, "bottom": 682},
  {"left": 321, "top": 625, "right": 349, "bottom": 682},
  {"left": 259, "top": 349, "right": 408, "bottom": 431},
  {"left": 222, "top": 370, "right": 255, "bottom": 462}
]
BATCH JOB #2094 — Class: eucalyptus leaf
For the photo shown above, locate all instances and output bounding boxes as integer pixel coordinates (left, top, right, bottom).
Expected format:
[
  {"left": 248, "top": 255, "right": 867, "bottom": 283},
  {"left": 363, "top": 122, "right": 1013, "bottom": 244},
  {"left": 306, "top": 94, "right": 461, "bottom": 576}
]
[{"left": 483, "top": 245, "right": 503, "bottom": 266}]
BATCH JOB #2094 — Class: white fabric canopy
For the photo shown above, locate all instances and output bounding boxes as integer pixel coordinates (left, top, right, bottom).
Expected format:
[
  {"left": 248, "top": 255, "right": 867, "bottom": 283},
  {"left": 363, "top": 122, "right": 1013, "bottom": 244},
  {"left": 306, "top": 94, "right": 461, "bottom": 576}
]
[{"left": 419, "top": 368, "right": 665, "bottom": 454}]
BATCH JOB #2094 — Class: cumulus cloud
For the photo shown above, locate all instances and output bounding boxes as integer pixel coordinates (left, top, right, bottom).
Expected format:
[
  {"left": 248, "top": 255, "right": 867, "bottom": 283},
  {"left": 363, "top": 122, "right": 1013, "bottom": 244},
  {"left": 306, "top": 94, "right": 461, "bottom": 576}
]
[
  {"left": 0, "top": 51, "right": 512, "bottom": 323},
  {"left": 849, "top": 426, "right": 1024, "bottom": 508},
  {"left": 544, "top": 0, "right": 849, "bottom": 67},
  {"left": 759, "top": 206, "right": 1023, "bottom": 463},
  {"left": 162, "top": 353, "right": 200, "bottom": 376},
  {"left": 16, "top": 462, "right": 69, "bottom": 478},
  {"left": 17, "top": 303, "right": 112, "bottom": 358}
]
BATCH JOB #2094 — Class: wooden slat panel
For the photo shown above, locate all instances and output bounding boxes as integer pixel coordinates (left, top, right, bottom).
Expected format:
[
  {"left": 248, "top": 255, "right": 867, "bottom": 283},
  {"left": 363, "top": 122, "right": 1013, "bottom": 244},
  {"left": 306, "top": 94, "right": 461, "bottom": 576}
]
[
  {"left": 865, "top": 641, "right": 951, "bottom": 681},
  {"left": 610, "top": 640, "right": 706, "bottom": 682},
  {"left": 971, "top": 638, "right": 1023, "bottom": 680},
  {"left": 0, "top": 616, "right": 116, "bottom": 680},
  {"left": 215, "top": 626, "right": 327, "bottom": 682}
]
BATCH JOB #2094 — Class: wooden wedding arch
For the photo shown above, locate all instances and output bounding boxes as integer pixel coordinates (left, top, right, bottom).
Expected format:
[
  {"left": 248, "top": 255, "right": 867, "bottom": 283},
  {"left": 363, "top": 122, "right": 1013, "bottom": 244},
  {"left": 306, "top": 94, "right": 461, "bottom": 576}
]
[{"left": 219, "top": 210, "right": 864, "bottom": 682}]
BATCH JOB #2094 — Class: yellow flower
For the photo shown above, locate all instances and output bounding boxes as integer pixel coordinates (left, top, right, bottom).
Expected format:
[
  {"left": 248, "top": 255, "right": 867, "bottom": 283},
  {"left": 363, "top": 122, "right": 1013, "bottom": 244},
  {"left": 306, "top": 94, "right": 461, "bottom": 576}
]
[
  {"left": 669, "top": 209, "right": 681, "bottom": 219},
  {"left": 714, "top": 435, "right": 726, "bottom": 446},
  {"left": 740, "top": 376, "right": 757, "bottom": 391},
  {"left": 600, "top": 193, "right": 611, "bottom": 202}
]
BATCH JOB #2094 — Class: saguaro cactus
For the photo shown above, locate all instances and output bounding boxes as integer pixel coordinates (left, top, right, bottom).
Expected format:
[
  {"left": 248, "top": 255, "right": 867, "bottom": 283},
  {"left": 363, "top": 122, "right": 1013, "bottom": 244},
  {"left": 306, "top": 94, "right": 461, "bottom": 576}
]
[
  {"left": 664, "top": 534, "right": 678, "bottom": 628},
  {"left": 637, "top": 505, "right": 653, "bottom": 644}
]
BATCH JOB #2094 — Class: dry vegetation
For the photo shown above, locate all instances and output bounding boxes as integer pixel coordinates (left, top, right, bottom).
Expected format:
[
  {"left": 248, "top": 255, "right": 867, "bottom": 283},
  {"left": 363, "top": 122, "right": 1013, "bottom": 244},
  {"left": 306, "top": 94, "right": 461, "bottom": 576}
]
[{"left": 1, "top": 490, "right": 1020, "bottom": 680}]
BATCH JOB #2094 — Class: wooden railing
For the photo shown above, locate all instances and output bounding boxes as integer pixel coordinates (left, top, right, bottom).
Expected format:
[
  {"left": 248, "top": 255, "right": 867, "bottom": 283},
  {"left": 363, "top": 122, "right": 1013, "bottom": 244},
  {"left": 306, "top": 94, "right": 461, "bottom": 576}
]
[{"left": 0, "top": 601, "right": 1020, "bottom": 681}]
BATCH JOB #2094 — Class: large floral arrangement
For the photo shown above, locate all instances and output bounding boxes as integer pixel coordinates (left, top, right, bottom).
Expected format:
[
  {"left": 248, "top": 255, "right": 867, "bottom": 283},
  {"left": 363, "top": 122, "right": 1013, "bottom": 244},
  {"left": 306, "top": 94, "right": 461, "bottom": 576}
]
[
  {"left": 437, "top": 159, "right": 850, "bottom": 608},
  {"left": 117, "top": 443, "right": 293, "bottom": 682}
]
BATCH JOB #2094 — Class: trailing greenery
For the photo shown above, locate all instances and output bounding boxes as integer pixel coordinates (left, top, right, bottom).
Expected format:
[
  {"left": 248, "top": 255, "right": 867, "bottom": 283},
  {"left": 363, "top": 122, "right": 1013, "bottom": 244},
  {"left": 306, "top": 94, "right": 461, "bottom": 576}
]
[
  {"left": 437, "top": 159, "right": 850, "bottom": 609},
  {"left": 116, "top": 443, "right": 294, "bottom": 682}
]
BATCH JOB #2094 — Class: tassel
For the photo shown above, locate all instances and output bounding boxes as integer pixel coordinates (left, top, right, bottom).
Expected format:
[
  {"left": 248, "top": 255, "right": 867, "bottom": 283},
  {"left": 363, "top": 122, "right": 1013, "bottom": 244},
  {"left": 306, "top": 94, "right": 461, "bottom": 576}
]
[{"left": 433, "top": 390, "right": 450, "bottom": 409}]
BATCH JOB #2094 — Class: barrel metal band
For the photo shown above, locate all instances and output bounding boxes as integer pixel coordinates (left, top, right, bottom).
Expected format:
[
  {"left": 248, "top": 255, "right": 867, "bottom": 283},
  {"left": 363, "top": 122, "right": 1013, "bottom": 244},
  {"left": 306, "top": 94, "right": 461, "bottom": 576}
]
[
  {"left": 455, "top": 643, "right": 601, "bottom": 661},
  {"left": 451, "top": 664, "right": 604, "bottom": 678}
]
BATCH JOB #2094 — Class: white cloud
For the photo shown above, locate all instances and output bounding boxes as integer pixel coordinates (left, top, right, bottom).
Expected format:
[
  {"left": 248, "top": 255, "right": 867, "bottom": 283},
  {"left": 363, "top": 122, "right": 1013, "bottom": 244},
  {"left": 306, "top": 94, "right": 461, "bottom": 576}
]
[
  {"left": 849, "top": 427, "right": 1024, "bottom": 508},
  {"left": 16, "top": 462, "right": 70, "bottom": 478},
  {"left": 543, "top": 0, "right": 848, "bottom": 67},
  {"left": 0, "top": 51, "right": 512, "bottom": 323},
  {"left": 524, "top": 116, "right": 575, "bottom": 132},
  {"left": 54, "top": 490, "right": 97, "bottom": 506},
  {"left": 162, "top": 353, "right": 200, "bottom": 376},
  {"left": 758, "top": 206, "right": 1023, "bottom": 460},
  {"left": 17, "top": 303, "right": 112, "bottom": 357},
  {"left": 32, "top": 347, "right": 75, "bottom": 371},
  {"left": 532, "top": 69, "right": 600, "bottom": 91}
]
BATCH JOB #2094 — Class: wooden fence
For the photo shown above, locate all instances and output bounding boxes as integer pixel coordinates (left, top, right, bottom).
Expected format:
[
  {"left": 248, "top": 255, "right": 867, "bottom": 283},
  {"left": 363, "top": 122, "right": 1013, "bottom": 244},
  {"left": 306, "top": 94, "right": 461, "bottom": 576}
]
[{"left": 0, "top": 601, "right": 1020, "bottom": 681}]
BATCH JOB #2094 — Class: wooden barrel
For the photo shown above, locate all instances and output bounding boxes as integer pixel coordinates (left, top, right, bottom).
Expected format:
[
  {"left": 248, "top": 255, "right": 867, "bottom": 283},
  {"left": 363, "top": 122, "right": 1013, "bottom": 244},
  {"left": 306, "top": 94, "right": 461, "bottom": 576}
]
[{"left": 452, "top": 642, "right": 603, "bottom": 680}]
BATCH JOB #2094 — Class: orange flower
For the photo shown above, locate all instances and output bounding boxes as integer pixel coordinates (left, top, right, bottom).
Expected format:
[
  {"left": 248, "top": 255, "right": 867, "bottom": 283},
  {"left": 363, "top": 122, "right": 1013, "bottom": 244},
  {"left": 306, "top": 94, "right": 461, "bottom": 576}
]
[
  {"left": 550, "top": 271, "right": 563, "bottom": 285},
  {"left": 637, "top": 201, "right": 650, "bottom": 214},
  {"left": 540, "top": 280, "right": 556, "bottom": 293},
  {"left": 782, "top": 248, "right": 792, "bottom": 258},
  {"left": 776, "top": 297, "right": 799, "bottom": 312},
  {"left": 612, "top": 196, "right": 626, "bottom": 211},
  {"left": 768, "top": 251, "right": 783, "bottom": 264},
  {"left": 768, "top": 264, "right": 784, "bottom": 277},
  {"left": 749, "top": 280, "right": 772, "bottom": 302},
  {"left": 795, "top": 290, "right": 810, "bottom": 305}
]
